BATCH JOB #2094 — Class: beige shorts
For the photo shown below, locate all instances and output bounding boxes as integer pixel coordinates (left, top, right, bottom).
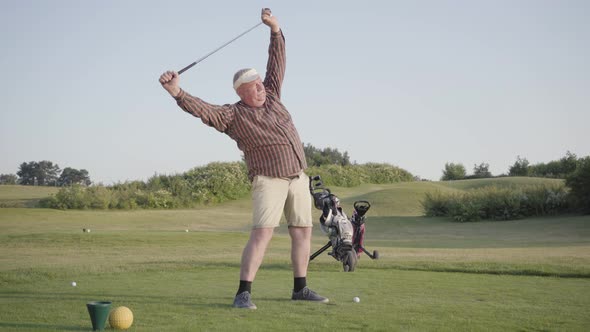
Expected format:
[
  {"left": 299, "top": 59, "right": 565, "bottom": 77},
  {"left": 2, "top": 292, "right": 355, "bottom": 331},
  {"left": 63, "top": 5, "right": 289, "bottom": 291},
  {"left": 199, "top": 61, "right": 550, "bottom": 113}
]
[{"left": 251, "top": 172, "right": 313, "bottom": 229}]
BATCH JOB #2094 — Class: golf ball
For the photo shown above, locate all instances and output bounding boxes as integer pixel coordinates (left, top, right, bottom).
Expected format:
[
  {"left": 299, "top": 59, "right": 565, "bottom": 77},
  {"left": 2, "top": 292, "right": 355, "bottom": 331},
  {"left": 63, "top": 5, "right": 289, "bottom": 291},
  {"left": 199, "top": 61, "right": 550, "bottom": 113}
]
[
  {"left": 71, "top": 281, "right": 77, "bottom": 287},
  {"left": 109, "top": 306, "right": 134, "bottom": 330},
  {"left": 185, "top": 229, "right": 189, "bottom": 232},
  {"left": 353, "top": 297, "right": 360, "bottom": 303}
]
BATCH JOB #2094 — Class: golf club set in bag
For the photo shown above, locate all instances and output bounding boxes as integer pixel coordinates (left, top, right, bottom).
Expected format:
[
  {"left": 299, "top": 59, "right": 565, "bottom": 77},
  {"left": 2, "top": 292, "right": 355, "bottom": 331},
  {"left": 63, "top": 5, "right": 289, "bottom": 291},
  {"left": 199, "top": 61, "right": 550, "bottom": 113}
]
[{"left": 308, "top": 176, "right": 379, "bottom": 272}]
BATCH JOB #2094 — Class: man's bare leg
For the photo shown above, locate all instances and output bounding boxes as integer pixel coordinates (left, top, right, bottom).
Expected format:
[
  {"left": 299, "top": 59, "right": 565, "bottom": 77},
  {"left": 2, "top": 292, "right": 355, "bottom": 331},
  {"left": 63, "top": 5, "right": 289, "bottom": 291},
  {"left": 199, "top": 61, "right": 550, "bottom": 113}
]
[
  {"left": 240, "top": 227, "right": 274, "bottom": 281},
  {"left": 233, "top": 227, "right": 274, "bottom": 309},
  {"left": 289, "top": 226, "right": 311, "bottom": 277},
  {"left": 289, "top": 226, "right": 329, "bottom": 303}
]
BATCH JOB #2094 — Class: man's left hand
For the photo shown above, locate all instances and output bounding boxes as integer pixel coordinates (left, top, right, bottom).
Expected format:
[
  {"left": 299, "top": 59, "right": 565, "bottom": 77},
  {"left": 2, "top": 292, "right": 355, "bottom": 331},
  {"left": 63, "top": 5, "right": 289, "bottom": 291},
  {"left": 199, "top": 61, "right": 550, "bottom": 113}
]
[{"left": 261, "top": 8, "right": 279, "bottom": 33}]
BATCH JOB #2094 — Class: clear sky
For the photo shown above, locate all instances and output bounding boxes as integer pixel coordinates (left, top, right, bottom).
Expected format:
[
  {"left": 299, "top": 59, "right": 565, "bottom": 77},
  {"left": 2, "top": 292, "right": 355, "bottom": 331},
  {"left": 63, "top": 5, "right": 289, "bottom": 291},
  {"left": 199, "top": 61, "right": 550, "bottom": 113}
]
[{"left": 1, "top": 0, "right": 588, "bottom": 183}]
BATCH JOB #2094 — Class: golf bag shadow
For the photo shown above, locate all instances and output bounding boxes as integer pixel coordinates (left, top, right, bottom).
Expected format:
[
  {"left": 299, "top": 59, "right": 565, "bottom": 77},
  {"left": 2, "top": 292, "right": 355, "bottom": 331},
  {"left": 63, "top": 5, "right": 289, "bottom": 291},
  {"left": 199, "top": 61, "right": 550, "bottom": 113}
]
[{"left": 308, "top": 175, "right": 379, "bottom": 272}]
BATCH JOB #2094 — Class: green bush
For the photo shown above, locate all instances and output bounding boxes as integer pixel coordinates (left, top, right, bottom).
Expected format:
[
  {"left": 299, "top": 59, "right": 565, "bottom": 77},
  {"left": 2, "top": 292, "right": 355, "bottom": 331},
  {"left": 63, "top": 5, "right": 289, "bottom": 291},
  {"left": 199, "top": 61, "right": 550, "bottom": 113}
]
[
  {"left": 55, "top": 185, "right": 89, "bottom": 209},
  {"left": 305, "top": 165, "right": 362, "bottom": 187},
  {"left": 184, "top": 162, "right": 250, "bottom": 204},
  {"left": 38, "top": 196, "right": 58, "bottom": 209},
  {"left": 422, "top": 184, "right": 569, "bottom": 222},
  {"left": 110, "top": 187, "right": 139, "bottom": 209},
  {"left": 448, "top": 195, "right": 483, "bottom": 222},
  {"left": 306, "top": 163, "right": 412, "bottom": 187},
  {"left": 422, "top": 191, "right": 451, "bottom": 217},
  {"left": 43, "top": 161, "right": 412, "bottom": 210},
  {"left": 475, "top": 186, "right": 520, "bottom": 220},
  {"left": 566, "top": 156, "right": 590, "bottom": 213},
  {"left": 135, "top": 189, "right": 177, "bottom": 209},
  {"left": 86, "top": 186, "right": 112, "bottom": 209},
  {"left": 362, "top": 163, "right": 414, "bottom": 183}
]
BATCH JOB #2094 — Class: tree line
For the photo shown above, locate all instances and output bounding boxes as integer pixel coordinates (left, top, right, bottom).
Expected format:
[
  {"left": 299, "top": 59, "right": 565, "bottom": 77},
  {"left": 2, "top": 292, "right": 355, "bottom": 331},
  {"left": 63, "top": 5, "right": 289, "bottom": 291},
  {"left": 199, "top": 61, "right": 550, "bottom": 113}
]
[
  {"left": 0, "top": 161, "right": 91, "bottom": 186},
  {"left": 438, "top": 151, "right": 590, "bottom": 215},
  {"left": 441, "top": 151, "right": 582, "bottom": 181}
]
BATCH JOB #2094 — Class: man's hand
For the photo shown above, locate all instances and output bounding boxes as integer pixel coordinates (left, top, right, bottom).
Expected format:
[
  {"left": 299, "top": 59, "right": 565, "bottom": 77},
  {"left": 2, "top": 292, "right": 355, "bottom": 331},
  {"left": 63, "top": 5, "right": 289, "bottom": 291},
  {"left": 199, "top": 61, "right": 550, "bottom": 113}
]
[
  {"left": 261, "top": 8, "right": 279, "bottom": 33},
  {"left": 159, "top": 71, "right": 181, "bottom": 97}
]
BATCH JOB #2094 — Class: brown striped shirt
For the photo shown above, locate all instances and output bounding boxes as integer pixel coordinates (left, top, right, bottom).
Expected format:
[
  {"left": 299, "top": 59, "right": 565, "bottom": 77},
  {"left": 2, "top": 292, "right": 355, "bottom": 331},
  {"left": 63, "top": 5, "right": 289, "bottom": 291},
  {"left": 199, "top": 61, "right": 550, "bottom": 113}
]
[{"left": 174, "top": 30, "right": 307, "bottom": 180}]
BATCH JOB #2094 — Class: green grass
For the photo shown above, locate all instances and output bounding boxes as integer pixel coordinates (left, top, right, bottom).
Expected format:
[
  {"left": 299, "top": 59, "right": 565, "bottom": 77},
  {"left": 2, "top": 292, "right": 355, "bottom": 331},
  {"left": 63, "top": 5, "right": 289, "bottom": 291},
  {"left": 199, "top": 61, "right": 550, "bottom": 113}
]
[
  {"left": 1, "top": 180, "right": 589, "bottom": 331},
  {"left": 435, "top": 176, "right": 564, "bottom": 190},
  {"left": 0, "top": 185, "right": 59, "bottom": 208}
]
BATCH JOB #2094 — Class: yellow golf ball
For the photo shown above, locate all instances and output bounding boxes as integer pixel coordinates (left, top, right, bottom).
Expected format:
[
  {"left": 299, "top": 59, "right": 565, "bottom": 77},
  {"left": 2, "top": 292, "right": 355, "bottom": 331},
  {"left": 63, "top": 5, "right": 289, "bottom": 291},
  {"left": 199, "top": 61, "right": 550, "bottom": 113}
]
[{"left": 109, "top": 306, "right": 133, "bottom": 330}]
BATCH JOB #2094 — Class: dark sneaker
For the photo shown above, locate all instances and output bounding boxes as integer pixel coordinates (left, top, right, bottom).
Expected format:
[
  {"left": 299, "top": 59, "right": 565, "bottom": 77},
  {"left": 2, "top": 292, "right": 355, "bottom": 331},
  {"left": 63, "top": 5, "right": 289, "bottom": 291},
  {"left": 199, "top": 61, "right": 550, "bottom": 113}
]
[
  {"left": 233, "top": 291, "right": 257, "bottom": 309},
  {"left": 291, "top": 287, "right": 329, "bottom": 303}
]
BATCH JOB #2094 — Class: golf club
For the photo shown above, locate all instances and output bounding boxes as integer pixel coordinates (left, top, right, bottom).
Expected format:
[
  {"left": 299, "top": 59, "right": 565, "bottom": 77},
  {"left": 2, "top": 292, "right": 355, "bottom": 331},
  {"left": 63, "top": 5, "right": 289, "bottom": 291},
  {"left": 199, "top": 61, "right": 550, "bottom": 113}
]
[{"left": 178, "top": 21, "right": 264, "bottom": 75}]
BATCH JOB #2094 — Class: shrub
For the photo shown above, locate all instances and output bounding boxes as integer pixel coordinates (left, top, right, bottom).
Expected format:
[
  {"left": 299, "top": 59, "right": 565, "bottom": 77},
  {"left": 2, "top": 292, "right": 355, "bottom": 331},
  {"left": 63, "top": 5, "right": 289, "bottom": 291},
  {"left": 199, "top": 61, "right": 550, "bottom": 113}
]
[
  {"left": 110, "top": 187, "right": 139, "bottom": 209},
  {"left": 566, "top": 156, "right": 590, "bottom": 213},
  {"left": 422, "top": 191, "right": 452, "bottom": 217},
  {"left": 43, "top": 161, "right": 413, "bottom": 210},
  {"left": 306, "top": 163, "right": 412, "bottom": 187},
  {"left": 448, "top": 195, "right": 483, "bottom": 222},
  {"left": 135, "top": 189, "right": 177, "bottom": 209},
  {"left": 305, "top": 165, "right": 361, "bottom": 187},
  {"left": 38, "top": 196, "right": 58, "bottom": 208},
  {"left": 184, "top": 162, "right": 250, "bottom": 204},
  {"left": 50, "top": 185, "right": 89, "bottom": 209},
  {"left": 86, "top": 186, "right": 112, "bottom": 209},
  {"left": 362, "top": 163, "right": 414, "bottom": 183},
  {"left": 422, "top": 183, "right": 569, "bottom": 222},
  {"left": 476, "top": 186, "right": 521, "bottom": 220}
]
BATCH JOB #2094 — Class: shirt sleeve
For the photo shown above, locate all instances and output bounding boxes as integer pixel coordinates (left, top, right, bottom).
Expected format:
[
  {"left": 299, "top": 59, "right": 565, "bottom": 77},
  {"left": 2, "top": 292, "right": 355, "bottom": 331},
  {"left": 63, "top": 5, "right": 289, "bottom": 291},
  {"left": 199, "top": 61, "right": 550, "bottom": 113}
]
[
  {"left": 174, "top": 89, "right": 235, "bottom": 133},
  {"left": 263, "top": 30, "right": 286, "bottom": 99}
]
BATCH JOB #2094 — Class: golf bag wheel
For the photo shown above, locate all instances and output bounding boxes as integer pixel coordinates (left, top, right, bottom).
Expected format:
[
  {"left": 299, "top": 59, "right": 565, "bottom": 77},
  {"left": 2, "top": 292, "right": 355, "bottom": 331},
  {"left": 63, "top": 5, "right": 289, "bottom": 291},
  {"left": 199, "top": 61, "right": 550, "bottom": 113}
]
[{"left": 343, "top": 250, "right": 357, "bottom": 272}]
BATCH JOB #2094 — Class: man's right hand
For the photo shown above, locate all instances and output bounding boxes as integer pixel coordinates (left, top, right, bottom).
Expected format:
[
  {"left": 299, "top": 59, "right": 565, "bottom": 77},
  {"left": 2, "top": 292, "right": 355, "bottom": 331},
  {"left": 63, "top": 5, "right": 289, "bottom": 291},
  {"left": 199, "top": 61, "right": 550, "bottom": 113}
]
[{"left": 159, "top": 71, "right": 181, "bottom": 97}]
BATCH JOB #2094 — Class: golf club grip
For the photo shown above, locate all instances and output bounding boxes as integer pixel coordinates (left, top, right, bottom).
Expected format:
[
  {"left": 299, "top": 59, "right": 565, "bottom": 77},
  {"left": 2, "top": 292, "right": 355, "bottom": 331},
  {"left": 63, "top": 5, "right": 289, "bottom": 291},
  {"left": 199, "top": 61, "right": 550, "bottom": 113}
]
[{"left": 178, "top": 62, "right": 197, "bottom": 75}]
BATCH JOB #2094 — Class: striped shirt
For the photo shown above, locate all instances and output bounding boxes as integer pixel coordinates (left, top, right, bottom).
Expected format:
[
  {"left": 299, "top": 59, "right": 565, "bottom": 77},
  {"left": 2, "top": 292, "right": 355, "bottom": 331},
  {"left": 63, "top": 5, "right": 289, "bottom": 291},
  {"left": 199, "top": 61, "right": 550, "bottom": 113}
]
[{"left": 174, "top": 30, "right": 307, "bottom": 180}]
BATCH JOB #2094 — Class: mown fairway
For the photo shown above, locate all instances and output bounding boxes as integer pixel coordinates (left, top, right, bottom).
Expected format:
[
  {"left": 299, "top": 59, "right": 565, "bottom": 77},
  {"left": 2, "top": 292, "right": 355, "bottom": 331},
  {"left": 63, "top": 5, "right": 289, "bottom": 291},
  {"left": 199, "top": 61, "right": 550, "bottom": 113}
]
[{"left": 1, "top": 179, "right": 589, "bottom": 331}]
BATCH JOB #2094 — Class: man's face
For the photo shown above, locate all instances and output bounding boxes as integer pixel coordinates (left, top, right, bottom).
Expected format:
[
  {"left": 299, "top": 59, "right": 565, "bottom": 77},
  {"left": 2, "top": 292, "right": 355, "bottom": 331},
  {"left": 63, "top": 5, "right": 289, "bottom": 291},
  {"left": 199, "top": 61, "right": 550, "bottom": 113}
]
[{"left": 237, "top": 78, "right": 266, "bottom": 107}]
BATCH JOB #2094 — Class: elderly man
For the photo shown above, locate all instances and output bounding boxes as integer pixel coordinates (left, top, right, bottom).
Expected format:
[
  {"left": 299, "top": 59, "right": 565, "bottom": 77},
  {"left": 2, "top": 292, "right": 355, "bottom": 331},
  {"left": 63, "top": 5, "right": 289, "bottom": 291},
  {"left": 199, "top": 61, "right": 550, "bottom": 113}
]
[{"left": 159, "top": 8, "right": 328, "bottom": 309}]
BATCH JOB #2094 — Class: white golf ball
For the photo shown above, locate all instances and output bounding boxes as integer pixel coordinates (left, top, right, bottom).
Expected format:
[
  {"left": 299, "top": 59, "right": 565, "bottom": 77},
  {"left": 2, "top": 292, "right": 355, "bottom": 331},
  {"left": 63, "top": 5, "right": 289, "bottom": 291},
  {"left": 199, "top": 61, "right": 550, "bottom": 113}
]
[
  {"left": 353, "top": 297, "right": 360, "bottom": 303},
  {"left": 185, "top": 229, "right": 189, "bottom": 232},
  {"left": 71, "top": 281, "right": 77, "bottom": 287}
]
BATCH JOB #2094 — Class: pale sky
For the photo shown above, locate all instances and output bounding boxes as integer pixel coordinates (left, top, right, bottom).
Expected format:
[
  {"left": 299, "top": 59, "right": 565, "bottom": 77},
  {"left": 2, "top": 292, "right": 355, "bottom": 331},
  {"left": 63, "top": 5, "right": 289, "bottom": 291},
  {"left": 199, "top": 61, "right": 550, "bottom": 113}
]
[{"left": 1, "top": 0, "right": 588, "bottom": 183}]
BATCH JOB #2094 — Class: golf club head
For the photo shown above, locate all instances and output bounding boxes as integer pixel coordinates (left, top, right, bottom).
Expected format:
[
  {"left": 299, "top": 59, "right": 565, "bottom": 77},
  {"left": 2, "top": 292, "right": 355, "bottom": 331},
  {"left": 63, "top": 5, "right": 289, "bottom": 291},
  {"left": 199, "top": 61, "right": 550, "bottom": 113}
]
[{"left": 353, "top": 201, "right": 371, "bottom": 217}]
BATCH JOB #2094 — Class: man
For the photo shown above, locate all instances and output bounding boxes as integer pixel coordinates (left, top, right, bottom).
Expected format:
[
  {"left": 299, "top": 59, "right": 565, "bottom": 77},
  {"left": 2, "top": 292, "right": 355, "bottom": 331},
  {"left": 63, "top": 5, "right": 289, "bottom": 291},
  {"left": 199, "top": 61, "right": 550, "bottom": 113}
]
[{"left": 159, "top": 8, "right": 328, "bottom": 309}]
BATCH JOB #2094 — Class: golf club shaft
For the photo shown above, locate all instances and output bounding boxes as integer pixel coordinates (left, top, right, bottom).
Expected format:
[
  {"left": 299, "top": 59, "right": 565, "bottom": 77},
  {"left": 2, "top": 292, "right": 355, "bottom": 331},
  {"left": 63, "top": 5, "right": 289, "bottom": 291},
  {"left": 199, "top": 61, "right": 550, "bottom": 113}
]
[{"left": 178, "top": 21, "right": 264, "bottom": 75}]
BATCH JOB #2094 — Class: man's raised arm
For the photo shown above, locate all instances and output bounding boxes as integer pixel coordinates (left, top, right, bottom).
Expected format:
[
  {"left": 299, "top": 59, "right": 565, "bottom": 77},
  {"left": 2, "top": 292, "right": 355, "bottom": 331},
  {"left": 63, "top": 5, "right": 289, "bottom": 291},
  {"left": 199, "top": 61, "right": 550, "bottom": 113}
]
[{"left": 261, "top": 8, "right": 285, "bottom": 98}]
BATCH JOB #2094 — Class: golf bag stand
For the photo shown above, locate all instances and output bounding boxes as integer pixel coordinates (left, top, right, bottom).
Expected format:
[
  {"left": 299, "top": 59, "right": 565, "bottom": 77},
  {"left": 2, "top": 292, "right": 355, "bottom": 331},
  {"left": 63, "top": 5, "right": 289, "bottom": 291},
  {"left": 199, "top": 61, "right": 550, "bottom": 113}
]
[
  {"left": 350, "top": 201, "right": 379, "bottom": 260},
  {"left": 308, "top": 175, "right": 379, "bottom": 272}
]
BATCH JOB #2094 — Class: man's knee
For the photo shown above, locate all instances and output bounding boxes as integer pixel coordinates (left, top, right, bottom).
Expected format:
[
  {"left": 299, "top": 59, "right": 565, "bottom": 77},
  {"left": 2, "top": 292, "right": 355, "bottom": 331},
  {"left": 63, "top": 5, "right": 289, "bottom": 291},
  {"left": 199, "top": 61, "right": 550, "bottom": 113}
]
[
  {"left": 250, "top": 227, "right": 274, "bottom": 243},
  {"left": 288, "top": 226, "right": 311, "bottom": 241}
]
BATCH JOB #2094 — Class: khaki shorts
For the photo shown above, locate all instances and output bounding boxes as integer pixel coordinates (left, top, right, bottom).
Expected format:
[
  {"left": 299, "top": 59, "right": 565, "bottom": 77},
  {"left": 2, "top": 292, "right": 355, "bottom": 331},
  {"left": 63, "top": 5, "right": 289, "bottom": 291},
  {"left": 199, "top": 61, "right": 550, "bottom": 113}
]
[{"left": 251, "top": 172, "right": 313, "bottom": 229}]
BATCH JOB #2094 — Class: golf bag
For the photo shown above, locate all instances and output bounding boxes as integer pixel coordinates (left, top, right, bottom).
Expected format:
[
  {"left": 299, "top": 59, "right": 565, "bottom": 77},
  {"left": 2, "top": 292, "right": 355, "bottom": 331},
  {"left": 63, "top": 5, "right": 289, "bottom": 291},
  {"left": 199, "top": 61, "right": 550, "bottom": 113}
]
[{"left": 308, "top": 176, "right": 379, "bottom": 272}]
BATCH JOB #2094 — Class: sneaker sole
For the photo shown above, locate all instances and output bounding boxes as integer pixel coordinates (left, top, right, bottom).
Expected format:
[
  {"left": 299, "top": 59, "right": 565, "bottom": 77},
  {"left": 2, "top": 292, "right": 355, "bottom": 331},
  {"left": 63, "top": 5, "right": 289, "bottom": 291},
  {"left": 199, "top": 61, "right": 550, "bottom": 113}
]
[
  {"left": 292, "top": 298, "right": 330, "bottom": 303},
  {"left": 233, "top": 304, "right": 257, "bottom": 309}
]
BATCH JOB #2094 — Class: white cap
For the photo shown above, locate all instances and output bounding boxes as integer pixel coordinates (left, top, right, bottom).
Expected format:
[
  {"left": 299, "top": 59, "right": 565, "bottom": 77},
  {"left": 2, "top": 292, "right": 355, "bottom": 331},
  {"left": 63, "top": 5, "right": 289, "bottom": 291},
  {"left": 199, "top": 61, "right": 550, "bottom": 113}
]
[{"left": 233, "top": 68, "right": 260, "bottom": 90}]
